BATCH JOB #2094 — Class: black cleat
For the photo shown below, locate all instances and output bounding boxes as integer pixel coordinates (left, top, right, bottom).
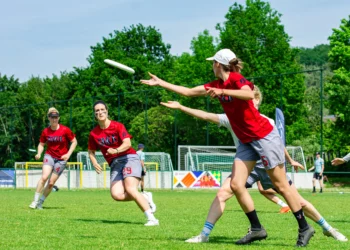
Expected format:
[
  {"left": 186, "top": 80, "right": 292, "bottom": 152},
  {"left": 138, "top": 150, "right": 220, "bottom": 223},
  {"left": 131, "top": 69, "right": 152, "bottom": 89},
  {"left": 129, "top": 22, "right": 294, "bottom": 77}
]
[
  {"left": 235, "top": 227, "right": 267, "bottom": 245},
  {"left": 296, "top": 225, "right": 315, "bottom": 247}
]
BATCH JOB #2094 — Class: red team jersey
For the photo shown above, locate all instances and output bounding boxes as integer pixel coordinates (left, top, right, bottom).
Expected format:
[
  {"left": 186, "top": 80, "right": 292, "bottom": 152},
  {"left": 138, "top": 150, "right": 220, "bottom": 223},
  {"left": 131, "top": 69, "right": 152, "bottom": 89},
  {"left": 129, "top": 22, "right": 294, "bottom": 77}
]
[
  {"left": 39, "top": 125, "right": 76, "bottom": 160},
  {"left": 204, "top": 72, "right": 273, "bottom": 143},
  {"left": 88, "top": 120, "right": 137, "bottom": 165}
]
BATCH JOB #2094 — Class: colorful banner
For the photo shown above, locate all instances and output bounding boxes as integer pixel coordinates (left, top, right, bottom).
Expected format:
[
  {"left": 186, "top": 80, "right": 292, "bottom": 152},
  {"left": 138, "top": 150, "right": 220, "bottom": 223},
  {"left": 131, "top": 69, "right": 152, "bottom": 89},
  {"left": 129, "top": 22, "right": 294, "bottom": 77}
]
[
  {"left": 0, "top": 170, "right": 15, "bottom": 187},
  {"left": 173, "top": 171, "right": 221, "bottom": 188}
]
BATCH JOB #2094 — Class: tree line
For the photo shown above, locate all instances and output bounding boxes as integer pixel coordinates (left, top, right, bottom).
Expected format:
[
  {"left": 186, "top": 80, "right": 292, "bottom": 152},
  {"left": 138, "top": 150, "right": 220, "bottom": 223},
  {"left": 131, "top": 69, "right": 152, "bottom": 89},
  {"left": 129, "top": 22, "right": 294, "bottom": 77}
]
[{"left": 0, "top": 0, "right": 349, "bottom": 171}]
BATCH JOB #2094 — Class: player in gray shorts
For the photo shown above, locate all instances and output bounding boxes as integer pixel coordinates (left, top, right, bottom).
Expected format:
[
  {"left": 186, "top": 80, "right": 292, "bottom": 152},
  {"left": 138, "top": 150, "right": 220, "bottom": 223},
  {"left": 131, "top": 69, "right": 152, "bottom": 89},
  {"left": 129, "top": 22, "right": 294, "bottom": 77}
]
[
  {"left": 43, "top": 154, "right": 67, "bottom": 176},
  {"left": 110, "top": 154, "right": 142, "bottom": 182}
]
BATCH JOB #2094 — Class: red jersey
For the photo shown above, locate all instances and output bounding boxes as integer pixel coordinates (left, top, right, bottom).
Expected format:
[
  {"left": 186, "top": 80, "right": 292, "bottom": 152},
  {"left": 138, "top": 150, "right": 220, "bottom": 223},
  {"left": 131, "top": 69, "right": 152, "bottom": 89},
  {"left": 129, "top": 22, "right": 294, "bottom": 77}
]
[
  {"left": 39, "top": 125, "right": 76, "bottom": 160},
  {"left": 204, "top": 72, "right": 273, "bottom": 143},
  {"left": 88, "top": 120, "right": 137, "bottom": 165}
]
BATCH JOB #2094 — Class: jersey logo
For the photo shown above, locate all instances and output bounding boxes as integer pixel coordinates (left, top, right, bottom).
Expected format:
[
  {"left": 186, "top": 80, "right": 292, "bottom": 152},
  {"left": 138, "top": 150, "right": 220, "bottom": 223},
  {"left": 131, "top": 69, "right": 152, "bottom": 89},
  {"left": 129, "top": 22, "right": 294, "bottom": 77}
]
[
  {"left": 219, "top": 95, "right": 233, "bottom": 103},
  {"left": 98, "top": 134, "right": 118, "bottom": 146},
  {"left": 240, "top": 78, "right": 247, "bottom": 84},
  {"left": 47, "top": 136, "right": 63, "bottom": 142}
]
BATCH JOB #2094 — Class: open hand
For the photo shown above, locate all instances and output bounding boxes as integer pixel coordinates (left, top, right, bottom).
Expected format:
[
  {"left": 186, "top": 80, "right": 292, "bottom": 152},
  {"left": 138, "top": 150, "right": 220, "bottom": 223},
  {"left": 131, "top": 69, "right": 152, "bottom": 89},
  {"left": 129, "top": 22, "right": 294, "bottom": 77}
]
[
  {"left": 140, "top": 72, "right": 163, "bottom": 86},
  {"left": 160, "top": 101, "right": 181, "bottom": 109},
  {"left": 331, "top": 158, "right": 345, "bottom": 166}
]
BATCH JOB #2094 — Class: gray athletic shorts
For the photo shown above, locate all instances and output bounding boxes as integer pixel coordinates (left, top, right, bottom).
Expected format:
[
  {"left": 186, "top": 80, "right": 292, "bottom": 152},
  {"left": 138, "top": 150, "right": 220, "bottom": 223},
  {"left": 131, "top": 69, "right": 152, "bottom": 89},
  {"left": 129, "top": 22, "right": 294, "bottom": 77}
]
[
  {"left": 110, "top": 154, "right": 142, "bottom": 183},
  {"left": 43, "top": 154, "right": 67, "bottom": 176},
  {"left": 235, "top": 127, "right": 285, "bottom": 170}
]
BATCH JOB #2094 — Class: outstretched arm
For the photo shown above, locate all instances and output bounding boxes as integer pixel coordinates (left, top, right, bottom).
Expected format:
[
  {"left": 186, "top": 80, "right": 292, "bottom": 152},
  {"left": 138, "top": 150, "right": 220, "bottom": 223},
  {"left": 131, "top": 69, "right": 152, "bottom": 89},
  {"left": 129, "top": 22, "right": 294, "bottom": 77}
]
[
  {"left": 206, "top": 85, "right": 254, "bottom": 100},
  {"left": 332, "top": 153, "right": 350, "bottom": 166},
  {"left": 284, "top": 148, "right": 305, "bottom": 172},
  {"left": 140, "top": 73, "right": 207, "bottom": 97},
  {"left": 160, "top": 101, "right": 220, "bottom": 124}
]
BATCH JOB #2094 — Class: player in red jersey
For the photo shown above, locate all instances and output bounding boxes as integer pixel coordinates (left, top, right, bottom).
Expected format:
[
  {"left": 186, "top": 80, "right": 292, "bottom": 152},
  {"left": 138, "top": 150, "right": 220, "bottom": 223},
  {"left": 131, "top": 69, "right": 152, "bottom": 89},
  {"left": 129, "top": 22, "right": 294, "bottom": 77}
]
[
  {"left": 88, "top": 100, "right": 158, "bottom": 226},
  {"left": 141, "top": 49, "right": 314, "bottom": 246},
  {"left": 29, "top": 107, "right": 77, "bottom": 209}
]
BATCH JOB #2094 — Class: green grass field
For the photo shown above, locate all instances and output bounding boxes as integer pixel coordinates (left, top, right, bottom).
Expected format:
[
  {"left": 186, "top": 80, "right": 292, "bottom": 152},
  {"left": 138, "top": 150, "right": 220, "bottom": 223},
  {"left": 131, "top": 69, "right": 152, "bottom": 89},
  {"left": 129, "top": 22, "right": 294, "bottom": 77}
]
[{"left": 0, "top": 188, "right": 349, "bottom": 250}]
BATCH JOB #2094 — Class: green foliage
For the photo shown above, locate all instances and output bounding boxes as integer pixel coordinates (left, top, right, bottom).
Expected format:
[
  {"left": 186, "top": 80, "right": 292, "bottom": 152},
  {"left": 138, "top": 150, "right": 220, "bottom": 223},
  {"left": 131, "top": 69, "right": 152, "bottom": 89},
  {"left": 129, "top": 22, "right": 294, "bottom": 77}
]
[
  {"left": 326, "top": 15, "right": 350, "bottom": 151},
  {"left": 216, "top": 0, "right": 308, "bottom": 141},
  {"left": 297, "top": 44, "right": 330, "bottom": 66}
]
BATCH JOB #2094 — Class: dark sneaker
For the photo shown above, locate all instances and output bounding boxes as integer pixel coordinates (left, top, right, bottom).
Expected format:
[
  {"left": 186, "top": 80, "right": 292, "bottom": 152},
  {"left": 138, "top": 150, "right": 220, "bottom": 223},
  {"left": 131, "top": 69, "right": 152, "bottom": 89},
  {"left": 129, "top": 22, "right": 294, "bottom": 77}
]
[
  {"left": 235, "top": 227, "right": 267, "bottom": 245},
  {"left": 296, "top": 226, "right": 315, "bottom": 247}
]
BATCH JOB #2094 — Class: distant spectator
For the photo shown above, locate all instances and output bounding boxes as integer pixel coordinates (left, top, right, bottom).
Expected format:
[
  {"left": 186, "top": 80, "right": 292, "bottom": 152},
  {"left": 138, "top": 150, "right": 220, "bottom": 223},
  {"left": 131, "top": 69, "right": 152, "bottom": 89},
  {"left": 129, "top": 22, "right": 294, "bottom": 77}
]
[{"left": 308, "top": 152, "right": 324, "bottom": 193}]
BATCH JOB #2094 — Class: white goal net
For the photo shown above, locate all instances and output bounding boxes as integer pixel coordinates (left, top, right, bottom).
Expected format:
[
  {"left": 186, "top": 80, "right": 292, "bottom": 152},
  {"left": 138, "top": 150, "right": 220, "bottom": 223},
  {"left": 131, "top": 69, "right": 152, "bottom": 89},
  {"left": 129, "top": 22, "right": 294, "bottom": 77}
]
[{"left": 178, "top": 145, "right": 306, "bottom": 172}]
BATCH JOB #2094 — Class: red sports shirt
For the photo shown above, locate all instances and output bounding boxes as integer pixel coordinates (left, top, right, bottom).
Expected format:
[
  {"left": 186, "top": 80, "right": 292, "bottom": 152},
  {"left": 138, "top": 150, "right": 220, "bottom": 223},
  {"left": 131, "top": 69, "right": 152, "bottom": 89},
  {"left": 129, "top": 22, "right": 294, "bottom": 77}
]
[
  {"left": 88, "top": 120, "right": 137, "bottom": 165},
  {"left": 39, "top": 125, "right": 76, "bottom": 160},
  {"left": 204, "top": 72, "right": 273, "bottom": 143}
]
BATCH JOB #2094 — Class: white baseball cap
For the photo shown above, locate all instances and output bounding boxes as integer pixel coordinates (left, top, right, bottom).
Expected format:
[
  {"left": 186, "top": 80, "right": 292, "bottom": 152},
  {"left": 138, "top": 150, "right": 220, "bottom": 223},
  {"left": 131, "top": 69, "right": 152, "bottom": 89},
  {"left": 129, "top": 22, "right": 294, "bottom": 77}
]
[{"left": 206, "top": 49, "right": 236, "bottom": 66}]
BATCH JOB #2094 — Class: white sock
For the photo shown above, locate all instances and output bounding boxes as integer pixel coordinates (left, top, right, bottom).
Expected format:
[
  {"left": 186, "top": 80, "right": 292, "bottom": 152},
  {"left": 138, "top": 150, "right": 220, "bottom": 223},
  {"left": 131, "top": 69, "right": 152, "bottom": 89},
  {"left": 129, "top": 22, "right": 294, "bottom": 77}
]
[
  {"left": 144, "top": 209, "right": 156, "bottom": 220},
  {"left": 317, "top": 217, "right": 332, "bottom": 231},
  {"left": 34, "top": 192, "right": 41, "bottom": 202},
  {"left": 277, "top": 199, "right": 288, "bottom": 207},
  {"left": 201, "top": 221, "right": 214, "bottom": 237}
]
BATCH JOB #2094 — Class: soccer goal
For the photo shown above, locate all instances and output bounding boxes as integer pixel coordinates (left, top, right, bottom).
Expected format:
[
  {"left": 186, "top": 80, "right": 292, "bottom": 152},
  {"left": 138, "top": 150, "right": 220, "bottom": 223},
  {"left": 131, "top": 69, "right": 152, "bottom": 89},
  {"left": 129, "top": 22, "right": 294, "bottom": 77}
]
[
  {"left": 178, "top": 145, "right": 307, "bottom": 173},
  {"left": 14, "top": 162, "right": 83, "bottom": 189},
  {"left": 76, "top": 151, "right": 174, "bottom": 189}
]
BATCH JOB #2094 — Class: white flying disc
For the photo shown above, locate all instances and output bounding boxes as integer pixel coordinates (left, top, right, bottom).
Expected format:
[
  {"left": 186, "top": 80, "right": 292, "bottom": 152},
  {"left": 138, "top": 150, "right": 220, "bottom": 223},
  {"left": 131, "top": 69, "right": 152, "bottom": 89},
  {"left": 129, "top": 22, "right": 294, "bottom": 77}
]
[
  {"left": 28, "top": 149, "right": 36, "bottom": 152},
  {"left": 104, "top": 59, "right": 135, "bottom": 74}
]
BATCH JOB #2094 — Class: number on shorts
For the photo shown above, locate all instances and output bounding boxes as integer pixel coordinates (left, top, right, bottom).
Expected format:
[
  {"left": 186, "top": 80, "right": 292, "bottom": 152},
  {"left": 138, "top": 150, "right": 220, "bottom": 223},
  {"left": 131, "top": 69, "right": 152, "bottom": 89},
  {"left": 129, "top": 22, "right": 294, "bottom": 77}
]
[
  {"left": 123, "top": 167, "right": 132, "bottom": 175},
  {"left": 261, "top": 156, "right": 269, "bottom": 167}
]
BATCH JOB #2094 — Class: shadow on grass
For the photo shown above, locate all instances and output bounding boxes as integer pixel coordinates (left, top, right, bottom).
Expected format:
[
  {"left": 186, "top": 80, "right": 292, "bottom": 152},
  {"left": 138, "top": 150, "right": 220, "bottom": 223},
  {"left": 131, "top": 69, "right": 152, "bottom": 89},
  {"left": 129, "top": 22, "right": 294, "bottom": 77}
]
[
  {"left": 42, "top": 207, "right": 65, "bottom": 210},
  {"left": 75, "top": 218, "right": 143, "bottom": 225}
]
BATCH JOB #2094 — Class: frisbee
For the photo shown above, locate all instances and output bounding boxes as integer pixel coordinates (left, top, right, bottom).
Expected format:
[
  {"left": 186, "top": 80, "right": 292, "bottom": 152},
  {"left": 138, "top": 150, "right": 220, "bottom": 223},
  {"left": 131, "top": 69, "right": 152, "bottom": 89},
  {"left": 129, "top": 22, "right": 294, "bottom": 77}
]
[
  {"left": 104, "top": 59, "right": 135, "bottom": 74},
  {"left": 28, "top": 149, "right": 36, "bottom": 152}
]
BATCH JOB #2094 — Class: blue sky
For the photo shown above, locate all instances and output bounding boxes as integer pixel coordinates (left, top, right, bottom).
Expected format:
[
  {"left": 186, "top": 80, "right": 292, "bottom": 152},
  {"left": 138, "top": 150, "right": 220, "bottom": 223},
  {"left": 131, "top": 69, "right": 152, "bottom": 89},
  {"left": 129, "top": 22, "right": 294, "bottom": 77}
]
[{"left": 0, "top": 0, "right": 349, "bottom": 82}]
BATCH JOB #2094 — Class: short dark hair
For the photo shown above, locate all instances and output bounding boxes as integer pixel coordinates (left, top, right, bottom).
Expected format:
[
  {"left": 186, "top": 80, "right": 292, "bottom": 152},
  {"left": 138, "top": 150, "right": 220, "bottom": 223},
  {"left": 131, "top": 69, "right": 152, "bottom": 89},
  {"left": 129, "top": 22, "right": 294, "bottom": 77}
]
[{"left": 93, "top": 100, "right": 108, "bottom": 112}]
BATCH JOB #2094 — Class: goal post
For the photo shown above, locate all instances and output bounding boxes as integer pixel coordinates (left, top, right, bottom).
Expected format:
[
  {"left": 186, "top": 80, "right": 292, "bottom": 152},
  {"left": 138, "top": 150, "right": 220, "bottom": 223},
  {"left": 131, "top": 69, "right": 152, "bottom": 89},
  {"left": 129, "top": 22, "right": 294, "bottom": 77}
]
[{"left": 15, "top": 162, "right": 83, "bottom": 189}]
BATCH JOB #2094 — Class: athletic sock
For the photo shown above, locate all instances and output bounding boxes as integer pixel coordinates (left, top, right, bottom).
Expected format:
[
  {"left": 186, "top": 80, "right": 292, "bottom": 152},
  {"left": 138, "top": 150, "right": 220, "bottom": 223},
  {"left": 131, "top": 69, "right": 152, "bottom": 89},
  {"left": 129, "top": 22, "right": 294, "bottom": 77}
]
[
  {"left": 313, "top": 186, "right": 316, "bottom": 192},
  {"left": 245, "top": 210, "right": 262, "bottom": 229},
  {"left": 34, "top": 192, "right": 41, "bottom": 202},
  {"left": 144, "top": 209, "right": 156, "bottom": 220},
  {"left": 293, "top": 209, "right": 309, "bottom": 230},
  {"left": 201, "top": 221, "right": 214, "bottom": 236},
  {"left": 40, "top": 195, "right": 46, "bottom": 202},
  {"left": 317, "top": 217, "right": 332, "bottom": 231},
  {"left": 277, "top": 199, "right": 288, "bottom": 207}
]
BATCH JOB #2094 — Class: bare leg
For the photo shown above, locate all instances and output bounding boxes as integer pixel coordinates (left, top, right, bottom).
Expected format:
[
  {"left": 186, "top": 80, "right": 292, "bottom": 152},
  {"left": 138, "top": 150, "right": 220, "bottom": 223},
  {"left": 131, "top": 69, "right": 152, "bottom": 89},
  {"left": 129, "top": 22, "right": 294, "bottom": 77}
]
[
  {"left": 206, "top": 177, "right": 234, "bottom": 224},
  {"left": 35, "top": 165, "right": 52, "bottom": 194},
  {"left": 266, "top": 164, "right": 303, "bottom": 212},
  {"left": 41, "top": 172, "right": 60, "bottom": 199},
  {"left": 110, "top": 177, "right": 151, "bottom": 212},
  {"left": 230, "top": 160, "right": 256, "bottom": 212}
]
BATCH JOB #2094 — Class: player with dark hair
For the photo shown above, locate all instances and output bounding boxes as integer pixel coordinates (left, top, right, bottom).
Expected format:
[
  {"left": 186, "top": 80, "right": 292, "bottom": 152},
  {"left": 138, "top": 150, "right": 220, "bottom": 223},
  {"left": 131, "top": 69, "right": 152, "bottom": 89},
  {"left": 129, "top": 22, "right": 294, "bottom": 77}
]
[
  {"left": 308, "top": 152, "right": 325, "bottom": 193},
  {"left": 88, "top": 100, "right": 158, "bottom": 226}
]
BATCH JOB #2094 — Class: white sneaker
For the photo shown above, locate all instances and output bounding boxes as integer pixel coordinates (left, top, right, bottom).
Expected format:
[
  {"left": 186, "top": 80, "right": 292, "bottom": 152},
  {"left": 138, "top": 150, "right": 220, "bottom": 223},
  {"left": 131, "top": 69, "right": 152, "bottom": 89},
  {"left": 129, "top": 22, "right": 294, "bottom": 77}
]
[
  {"left": 185, "top": 234, "right": 209, "bottom": 243},
  {"left": 142, "top": 191, "right": 157, "bottom": 213},
  {"left": 144, "top": 219, "right": 159, "bottom": 226},
  {"left": 323, "top": 228, "right": 348, "bottom": 242},
  {"left": 29, "top": 201, "right": 38, "bottom": 209},
  {"left": 36, "top": 200, "right": 44, "bottom": 210}
]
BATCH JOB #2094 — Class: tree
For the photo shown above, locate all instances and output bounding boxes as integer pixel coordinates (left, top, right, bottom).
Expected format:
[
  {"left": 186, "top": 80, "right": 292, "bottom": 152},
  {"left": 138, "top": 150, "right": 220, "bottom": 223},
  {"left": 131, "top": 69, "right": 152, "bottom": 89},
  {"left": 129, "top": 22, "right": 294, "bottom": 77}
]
[
  {"left": 297, "top": 44, "right": 330, "bottom": 66},
  {"left": 326, "top": 15, "right": 350, "bottom": 152},
  {"left": 216, "top": 0, "right": 308, "bottom": 143}
]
